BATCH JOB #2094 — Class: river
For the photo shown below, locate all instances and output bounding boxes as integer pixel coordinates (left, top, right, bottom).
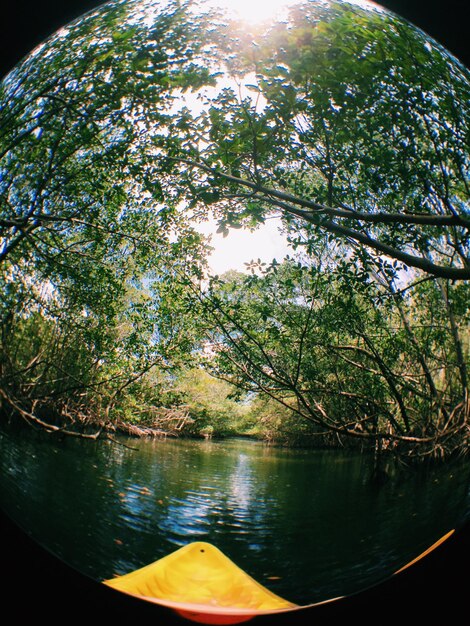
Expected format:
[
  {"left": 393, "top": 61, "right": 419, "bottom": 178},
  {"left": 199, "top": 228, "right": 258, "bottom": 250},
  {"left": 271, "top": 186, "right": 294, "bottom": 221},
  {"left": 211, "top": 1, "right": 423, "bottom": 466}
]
[{"left": 0, "top": 424, "right": 468, "bottom": 606}]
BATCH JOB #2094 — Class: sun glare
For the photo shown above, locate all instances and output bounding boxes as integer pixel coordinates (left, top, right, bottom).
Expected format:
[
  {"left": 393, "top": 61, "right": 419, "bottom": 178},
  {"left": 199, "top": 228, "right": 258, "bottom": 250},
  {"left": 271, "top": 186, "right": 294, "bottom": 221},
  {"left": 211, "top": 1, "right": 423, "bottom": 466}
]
[
  {"left": 207, "top": 0, "right": 298, "bottom": 24},
  {"left": 206, "top": 1, "right": 379, "bottom": 24}
]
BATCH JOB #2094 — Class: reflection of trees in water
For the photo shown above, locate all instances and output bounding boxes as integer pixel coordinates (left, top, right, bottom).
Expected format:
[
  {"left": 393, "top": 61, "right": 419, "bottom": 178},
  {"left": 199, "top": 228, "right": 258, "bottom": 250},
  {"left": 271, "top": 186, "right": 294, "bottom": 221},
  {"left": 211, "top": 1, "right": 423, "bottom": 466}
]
[{"left": 1, "top": 429, "right": 468, "bottom": 603}]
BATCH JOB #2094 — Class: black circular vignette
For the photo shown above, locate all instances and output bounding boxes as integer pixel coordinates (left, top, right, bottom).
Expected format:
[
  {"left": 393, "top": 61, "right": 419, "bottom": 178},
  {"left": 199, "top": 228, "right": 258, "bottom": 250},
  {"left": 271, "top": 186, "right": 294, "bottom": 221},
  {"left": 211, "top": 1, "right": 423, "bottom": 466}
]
[{"left": 1, "top": 1, "right": 468, "bottom": 623}]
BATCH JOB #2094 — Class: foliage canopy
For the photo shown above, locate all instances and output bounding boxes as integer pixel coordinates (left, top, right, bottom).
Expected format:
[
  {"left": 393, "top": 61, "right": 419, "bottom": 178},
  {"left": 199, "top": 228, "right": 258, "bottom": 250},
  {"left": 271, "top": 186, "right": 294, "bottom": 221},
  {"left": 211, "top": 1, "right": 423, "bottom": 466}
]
[{"left": 0, "top": 0, "right": 468, "bottom": 458}]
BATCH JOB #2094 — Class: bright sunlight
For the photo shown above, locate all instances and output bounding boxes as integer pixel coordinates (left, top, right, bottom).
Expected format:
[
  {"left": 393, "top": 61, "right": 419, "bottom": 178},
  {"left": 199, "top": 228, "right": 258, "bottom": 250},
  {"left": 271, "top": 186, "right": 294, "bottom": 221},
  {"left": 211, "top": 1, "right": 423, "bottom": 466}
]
[
  {"left": 206, "top": 0, "right": 379, "bottom": 24},
  {"left": 207, "top": 0, "right": 298, "bottom": 23}
]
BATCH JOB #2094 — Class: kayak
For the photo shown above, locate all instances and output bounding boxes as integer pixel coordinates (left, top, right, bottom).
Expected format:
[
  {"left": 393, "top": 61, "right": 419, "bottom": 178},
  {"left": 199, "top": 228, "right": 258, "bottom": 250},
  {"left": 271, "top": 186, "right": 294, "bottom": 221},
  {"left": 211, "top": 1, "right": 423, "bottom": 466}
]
[
  {"left": 103, "top": 541, "right": 298, "bottom": 624},
  {"left": 103, "top": 530, "right": 455, "bottom": 624},
  {"left": 393, "top": 529, "right": 455, "bottom": 574}
]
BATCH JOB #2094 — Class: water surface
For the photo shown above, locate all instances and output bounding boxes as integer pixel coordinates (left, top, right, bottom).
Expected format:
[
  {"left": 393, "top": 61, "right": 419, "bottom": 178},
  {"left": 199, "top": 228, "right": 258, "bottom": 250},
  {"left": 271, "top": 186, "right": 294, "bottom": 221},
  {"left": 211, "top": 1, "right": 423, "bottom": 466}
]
[{"left": 0, "top": 425, "right": 468, "bottom": 605}]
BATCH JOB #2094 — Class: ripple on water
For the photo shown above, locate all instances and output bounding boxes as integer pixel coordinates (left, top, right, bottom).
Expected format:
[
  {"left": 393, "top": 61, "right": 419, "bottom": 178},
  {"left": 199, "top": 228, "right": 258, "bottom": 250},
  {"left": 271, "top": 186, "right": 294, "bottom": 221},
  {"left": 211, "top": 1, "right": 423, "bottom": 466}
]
[
  {"left": 1, "top": 427, "right": 469, "bottom": 605},
  {"left": 118, "top": 512, "right": 152, "bottom": 533}
]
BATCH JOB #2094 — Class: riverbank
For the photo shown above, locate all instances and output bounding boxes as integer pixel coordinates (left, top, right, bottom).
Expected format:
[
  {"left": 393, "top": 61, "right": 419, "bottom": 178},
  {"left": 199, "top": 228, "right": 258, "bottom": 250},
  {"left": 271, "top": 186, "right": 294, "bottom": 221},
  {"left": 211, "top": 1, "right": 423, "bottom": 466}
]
[{"left": 2, "top": 396, "right": 469, "bottom": 466}]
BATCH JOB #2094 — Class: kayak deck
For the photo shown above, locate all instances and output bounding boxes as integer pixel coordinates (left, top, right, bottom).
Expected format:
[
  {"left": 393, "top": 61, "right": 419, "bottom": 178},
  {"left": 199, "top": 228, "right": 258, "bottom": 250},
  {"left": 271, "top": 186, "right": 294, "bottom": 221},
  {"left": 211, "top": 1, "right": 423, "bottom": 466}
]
[{"left": 103, "top": 541, "right": 297, "bottom": 624}]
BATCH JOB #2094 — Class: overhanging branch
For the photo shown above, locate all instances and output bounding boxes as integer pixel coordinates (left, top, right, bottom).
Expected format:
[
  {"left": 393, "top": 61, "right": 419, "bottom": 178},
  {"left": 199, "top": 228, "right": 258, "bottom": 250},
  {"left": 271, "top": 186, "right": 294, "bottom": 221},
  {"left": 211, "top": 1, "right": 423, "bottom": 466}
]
[{"left": 170, "top": 157, "right": 470, "bottom": 281}]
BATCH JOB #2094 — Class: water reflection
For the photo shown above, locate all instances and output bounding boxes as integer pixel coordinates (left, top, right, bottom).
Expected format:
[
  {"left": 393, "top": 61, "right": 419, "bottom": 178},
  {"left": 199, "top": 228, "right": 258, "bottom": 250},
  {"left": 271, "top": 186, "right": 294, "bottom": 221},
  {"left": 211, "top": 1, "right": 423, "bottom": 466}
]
[
  {"left": 158, "top": 444, "right": 274, "bottom": 548},
  {"left": 229, "top": 454, "right": 253, "bottom": 511},
  {"left": 0, "top": 427, "right": 469, "bottom": 605}
]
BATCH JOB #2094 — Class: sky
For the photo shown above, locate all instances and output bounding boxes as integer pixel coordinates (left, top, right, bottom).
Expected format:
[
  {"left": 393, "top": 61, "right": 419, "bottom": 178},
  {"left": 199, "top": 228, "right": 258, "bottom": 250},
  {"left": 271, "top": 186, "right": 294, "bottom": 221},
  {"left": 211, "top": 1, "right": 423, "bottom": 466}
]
[{"left": 196, "top": 216, "right": 293, "bottom": 275}]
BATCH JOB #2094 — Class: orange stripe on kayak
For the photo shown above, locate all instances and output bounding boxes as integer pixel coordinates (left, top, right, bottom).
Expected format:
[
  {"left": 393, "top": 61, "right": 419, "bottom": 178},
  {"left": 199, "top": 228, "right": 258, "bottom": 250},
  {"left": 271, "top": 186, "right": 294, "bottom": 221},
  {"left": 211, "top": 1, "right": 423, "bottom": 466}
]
[{"left": 394, "top": 529, "right": 455, "bottom": 575}]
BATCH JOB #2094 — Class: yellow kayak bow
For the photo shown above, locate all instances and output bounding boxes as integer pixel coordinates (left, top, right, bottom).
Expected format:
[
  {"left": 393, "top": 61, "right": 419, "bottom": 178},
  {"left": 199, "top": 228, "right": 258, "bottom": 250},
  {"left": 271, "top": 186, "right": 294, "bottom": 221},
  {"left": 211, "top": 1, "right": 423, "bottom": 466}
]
[
  {"left": 103, "top": 541, "right": 297, "bottom": 624},
  {"left": 103, "top": 530, "right": 455, "bottom": 624}
]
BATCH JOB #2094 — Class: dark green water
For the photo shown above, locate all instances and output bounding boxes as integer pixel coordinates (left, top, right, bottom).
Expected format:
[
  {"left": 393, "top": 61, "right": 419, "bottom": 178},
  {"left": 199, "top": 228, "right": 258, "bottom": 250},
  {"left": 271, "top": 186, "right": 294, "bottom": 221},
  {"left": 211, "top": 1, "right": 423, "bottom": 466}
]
[{"left": 0, "top": 424, "right": 468, "bottom": 605}]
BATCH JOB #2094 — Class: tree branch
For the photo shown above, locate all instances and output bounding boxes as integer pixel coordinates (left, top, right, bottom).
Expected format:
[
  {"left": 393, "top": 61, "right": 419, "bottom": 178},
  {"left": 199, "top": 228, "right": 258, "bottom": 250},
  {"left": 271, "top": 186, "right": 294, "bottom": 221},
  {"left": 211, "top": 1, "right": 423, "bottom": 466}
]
[{"left": 170, "top": 158, "right": 470, "bottom": 280}]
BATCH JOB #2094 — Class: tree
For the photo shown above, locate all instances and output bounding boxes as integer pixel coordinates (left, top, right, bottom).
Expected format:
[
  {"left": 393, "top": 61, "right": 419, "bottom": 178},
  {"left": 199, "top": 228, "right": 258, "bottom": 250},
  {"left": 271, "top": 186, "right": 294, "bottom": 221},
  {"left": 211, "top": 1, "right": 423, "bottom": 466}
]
[
  {"left": 0, "top": 0, "right": 468, "bottom": 454},
  {"left": 153, "top": 0, "right": 469, "bottom": 457},
  {"left": 197, "top": 252, "right": 468, "bottom": 459},
  {"left": 163, "top": 1, "right": 469, "bottom": 282},
  {"left": 0, "top": 0, "right": 212, "bottom": 434}
]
